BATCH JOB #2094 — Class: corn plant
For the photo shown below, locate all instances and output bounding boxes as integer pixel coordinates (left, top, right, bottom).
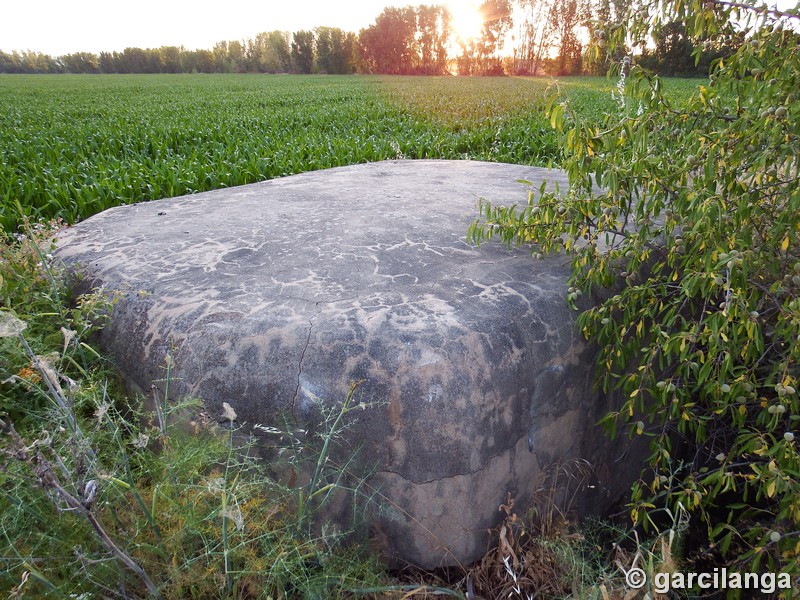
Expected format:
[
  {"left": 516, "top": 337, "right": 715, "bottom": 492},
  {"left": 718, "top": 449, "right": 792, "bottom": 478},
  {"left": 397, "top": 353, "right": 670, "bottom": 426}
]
[{"left": 0, "top": 74, "right": 695, "bottom": 233}]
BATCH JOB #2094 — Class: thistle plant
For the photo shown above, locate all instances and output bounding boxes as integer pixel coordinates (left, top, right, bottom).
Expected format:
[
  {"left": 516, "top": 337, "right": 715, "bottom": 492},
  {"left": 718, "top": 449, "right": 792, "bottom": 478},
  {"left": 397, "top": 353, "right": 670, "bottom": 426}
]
[{"left": 1, "top": 303, "right": 163, "bottom": 597}]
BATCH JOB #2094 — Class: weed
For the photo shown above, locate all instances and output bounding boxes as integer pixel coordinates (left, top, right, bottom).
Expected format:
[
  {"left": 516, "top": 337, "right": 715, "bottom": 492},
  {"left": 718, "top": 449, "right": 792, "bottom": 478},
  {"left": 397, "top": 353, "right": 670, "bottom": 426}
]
[{"left": 0, "top": 226, "right": 388, "bottom": 598}]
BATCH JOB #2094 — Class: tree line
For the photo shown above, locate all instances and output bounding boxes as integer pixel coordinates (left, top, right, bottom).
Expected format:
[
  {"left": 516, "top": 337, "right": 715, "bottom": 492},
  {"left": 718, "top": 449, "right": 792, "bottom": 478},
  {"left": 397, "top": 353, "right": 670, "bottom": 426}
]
[{"left": 0, "top": 0, "right": 734, "bottom": 77}]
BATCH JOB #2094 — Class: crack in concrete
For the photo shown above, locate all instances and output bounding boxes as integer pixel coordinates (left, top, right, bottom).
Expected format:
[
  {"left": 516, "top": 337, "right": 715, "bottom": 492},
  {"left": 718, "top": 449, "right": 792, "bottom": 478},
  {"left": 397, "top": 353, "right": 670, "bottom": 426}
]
[
  {"left": 291, "top": 299, "right": 351, "bottom": 417},
  {"left": 290, "top": 293, "right": 364, "bottom": 418},
  {"left": 375, "top": 442, "right": 521, "bottom": 486},
  {"left": 292, "top": 312, "right": 316, "bottom": 418},
  {"left": 374, "top": 468, "right": 469, "bottom": 486}
]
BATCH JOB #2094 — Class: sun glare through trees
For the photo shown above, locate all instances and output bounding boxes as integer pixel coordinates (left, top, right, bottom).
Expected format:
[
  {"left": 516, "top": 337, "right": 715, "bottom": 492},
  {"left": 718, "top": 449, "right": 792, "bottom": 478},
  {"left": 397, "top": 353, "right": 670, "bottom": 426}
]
[
  {"left": 446, "top": 1, "right": 485, "bottom": 43},
  {"left": 0, "top": 0, "right": 734, "bottom": 77}
]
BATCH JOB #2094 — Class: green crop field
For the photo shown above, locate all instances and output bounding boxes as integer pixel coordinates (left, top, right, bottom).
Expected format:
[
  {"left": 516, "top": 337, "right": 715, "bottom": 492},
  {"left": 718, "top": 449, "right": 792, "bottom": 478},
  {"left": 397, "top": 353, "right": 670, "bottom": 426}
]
[{"left": 0, "top": 74, "right": 699, "bottom": 233}]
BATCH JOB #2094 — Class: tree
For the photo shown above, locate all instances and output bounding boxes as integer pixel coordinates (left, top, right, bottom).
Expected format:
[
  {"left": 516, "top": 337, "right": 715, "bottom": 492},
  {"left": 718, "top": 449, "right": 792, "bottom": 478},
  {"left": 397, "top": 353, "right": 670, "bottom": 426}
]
[
  {"left": 510, "top": 0, "right": 555, "bottom": 75},
  {"left": 183, "top": 49, "right": 214, "bottom": 73},
  {"left": 119, "top": 47, "right": 147, "bottom": 73},
  {"left": 60, "top": 52, "right": 99, "bottom": 74},
  {"left": 477, "top": 0, "right": 513, "bottom": 74},
  {"left": 573, "top": 0, "right": 633, "bottom": 75},
  {"left": 11, "top": 51, "right": 60, "bottom": 73},
  {"left": 416, "top": 4, "right": 450, "bottom": 75},
  {"left": 0, "top": 50, "right": 18, "bottom": 73},
  {"left": 159, "top": 46, "right": 183, "bottom": 74},
  {"left": 227, "top": 40, "right": 246, "bottom": 73},
  {"left": 245, "top": 31, "right": 291, "bottom": 73},
  {"left": 266, "top": 31, "right": 292, "bottom": 73},
  {"left": 470, "top": 0, "right": 800, "bottom": 577},
  {"left": 512, "top": 0, "right": 592, "bottom": 76},
  {"left": 547, "top": 0, "right": 588, "bottom": 75},
  {"left": 454, "top": 0, "right": 513, "bottom": 75},
  {"left": 359, "top": 6, "right": 418, "bottom": 74},
  {"left": 635, "top": 20, "right": 742, "bottom": 77},
  {"left": 98, "top": 51, "right": 117, "bottom": 73},
  {"left": 266, "top": 31, "right": 293, "bottom": 73},
  {"left": 291, "top": 30, "right": 315, "bottom": 74},
  {"left": 315, "top": 27, "right": 355, "bottom": 74}
]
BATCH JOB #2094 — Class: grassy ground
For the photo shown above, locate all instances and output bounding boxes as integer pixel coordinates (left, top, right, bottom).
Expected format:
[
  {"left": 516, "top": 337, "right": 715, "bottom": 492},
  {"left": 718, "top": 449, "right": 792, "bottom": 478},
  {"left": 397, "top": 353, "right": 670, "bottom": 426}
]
[{"left": 0, "top": 74, "right": 704, "bottom": 598}]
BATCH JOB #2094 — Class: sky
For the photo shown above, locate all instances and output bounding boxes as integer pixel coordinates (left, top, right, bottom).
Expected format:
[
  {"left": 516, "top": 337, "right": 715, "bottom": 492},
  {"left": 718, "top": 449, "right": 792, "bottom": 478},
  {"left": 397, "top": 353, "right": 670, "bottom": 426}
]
[
  {"left": 4, "top": 0, "right": 795, "bottom": 57},
  {"left": 0, "top": 0, "right": 466, "bottom": 56}
]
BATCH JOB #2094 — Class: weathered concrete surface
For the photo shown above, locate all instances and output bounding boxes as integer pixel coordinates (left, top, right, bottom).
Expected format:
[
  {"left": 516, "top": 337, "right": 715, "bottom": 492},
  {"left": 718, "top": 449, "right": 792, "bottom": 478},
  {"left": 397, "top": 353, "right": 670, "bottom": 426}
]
[{"left": 55, "top": 160, "right": 631, "bottom": 568}]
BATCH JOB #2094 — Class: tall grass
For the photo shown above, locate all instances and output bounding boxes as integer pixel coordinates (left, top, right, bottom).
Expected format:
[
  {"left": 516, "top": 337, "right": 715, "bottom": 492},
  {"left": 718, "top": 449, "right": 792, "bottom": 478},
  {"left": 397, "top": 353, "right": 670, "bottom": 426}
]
[{"left": 0, "top": 227, "right": 391, "bottom": 598}]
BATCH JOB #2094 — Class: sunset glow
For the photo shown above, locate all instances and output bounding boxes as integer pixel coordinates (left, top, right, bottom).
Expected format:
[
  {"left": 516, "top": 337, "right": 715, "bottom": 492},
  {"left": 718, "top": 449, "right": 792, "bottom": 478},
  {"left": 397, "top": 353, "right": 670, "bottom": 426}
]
[{"left": 446, "top": 2, "right": 485, "bottom": 43}]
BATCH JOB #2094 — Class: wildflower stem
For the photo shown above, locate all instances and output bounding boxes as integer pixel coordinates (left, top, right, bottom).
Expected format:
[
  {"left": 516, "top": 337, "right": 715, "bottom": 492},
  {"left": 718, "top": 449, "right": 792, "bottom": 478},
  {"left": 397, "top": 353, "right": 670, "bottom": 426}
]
[{"left": 0, "top": 417, "right": 163, "bottom": 599}]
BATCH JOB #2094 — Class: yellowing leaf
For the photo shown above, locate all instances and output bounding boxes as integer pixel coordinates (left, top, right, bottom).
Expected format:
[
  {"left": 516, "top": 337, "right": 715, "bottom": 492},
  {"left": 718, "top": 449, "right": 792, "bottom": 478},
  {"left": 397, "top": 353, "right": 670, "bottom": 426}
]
[
  {"left": 781, "top": 235, "right": 790, "bottom": 252},
  {"left": 767, "top": 481, "right": 776, "bottom": 498}
]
